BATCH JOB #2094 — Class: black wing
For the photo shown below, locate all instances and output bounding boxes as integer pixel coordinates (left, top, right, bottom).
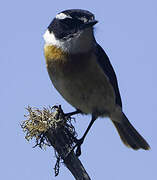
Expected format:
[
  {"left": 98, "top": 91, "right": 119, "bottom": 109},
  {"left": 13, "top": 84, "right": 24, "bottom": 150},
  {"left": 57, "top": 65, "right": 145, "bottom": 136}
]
[{"left": 95, "top": 43, "right": 122, "bottom": 108}]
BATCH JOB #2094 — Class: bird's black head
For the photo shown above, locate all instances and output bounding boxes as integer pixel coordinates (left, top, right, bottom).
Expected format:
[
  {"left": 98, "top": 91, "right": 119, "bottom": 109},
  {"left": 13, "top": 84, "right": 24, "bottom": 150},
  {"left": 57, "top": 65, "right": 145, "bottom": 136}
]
[{"left": 48, "top": 9, "right": 98, "bottom": 40}]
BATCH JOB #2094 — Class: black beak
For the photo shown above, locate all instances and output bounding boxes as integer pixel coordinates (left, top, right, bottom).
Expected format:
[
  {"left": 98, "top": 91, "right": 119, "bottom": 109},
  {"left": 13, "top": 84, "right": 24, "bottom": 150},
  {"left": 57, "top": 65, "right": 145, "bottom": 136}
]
[{"left": 80, "top": 20, "right": 98, "bottom": 29}]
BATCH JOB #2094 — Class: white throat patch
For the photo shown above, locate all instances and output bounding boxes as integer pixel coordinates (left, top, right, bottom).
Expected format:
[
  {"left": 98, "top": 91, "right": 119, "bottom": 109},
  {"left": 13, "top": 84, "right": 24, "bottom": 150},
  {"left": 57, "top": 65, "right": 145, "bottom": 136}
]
[{"left": 43, "top": 29, "right": 94, "bottom": 54}]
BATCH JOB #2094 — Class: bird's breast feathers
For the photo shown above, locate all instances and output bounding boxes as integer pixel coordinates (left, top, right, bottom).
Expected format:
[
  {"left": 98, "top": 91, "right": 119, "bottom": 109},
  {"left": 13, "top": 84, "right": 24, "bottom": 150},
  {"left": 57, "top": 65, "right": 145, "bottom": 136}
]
[
  {"left": 44, "top": 44, "right": 67, "bottom": 62},
  {"left": 44, "top": 44, "right": 116, "bottom": 115}
]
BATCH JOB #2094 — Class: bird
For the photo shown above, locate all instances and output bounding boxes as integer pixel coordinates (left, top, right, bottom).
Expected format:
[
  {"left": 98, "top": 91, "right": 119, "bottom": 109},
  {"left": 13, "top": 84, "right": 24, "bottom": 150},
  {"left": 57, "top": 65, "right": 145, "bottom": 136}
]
[{"left": 43, "top": 9, "right": 150, "bottom": 156}]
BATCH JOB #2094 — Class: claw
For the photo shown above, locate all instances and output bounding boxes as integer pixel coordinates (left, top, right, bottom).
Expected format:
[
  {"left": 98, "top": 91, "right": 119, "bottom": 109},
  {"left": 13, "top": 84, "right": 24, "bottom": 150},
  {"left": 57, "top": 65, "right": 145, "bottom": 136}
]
[
  {"left": 72, "top": 138, "right": 84, "bottom": 157},
  {"left": 76, "top": 146, "right": 81, "bottom": 157}
]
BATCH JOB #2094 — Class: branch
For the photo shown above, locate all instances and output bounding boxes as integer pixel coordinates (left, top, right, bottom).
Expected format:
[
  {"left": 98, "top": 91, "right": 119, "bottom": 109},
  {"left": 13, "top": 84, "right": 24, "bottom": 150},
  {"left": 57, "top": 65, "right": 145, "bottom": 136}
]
[{"left": 21, "top": 105, "right": 91, "bottom": 180}]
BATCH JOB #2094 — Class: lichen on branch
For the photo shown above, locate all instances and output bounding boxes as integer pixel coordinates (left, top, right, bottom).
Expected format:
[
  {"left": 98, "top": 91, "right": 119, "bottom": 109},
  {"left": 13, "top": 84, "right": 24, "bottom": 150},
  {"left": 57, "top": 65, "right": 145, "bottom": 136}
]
[
  {"left": 21, "top": 105, "right": 91, "bottom": 179},
  {"left": 21, "top": 105, "right": 76, "bottom": 148}
]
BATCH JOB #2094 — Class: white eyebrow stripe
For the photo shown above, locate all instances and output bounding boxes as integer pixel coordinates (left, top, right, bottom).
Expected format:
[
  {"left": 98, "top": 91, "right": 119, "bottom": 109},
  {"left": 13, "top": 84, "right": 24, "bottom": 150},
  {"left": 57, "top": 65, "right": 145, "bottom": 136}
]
[{"left": 56, "top": 13, "right": 72, "bottom": 19}]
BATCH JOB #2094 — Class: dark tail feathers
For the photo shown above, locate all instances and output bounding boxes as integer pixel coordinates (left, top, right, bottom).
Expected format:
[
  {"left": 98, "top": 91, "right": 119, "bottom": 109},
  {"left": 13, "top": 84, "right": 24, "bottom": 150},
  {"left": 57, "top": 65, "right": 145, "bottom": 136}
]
[{"left": 112, "top": 113, "right": 150, "bottom": 150}]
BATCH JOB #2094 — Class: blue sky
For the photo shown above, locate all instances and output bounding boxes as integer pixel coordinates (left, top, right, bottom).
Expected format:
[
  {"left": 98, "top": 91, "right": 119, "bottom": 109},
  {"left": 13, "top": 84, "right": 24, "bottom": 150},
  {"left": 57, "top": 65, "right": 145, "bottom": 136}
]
[{"left": 1, "top": 0, "right": 156, "bottom": 179}]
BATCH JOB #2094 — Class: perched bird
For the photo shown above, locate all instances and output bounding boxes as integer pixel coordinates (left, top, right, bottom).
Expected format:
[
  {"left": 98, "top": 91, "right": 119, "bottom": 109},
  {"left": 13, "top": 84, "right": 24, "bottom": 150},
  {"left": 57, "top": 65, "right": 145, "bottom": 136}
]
[{"left": 43, "top": 9, "right": 150, "bottom": 156}]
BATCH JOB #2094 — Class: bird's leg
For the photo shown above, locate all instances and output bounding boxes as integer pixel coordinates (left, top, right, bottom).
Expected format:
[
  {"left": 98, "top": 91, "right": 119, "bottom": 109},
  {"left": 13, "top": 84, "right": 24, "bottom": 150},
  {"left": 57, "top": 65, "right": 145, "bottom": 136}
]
[
  {"left": 64, "top": 109, "right": 82, "bottom": 117},
  {"left": 74, "top": 115, "right": 97, "bottom": 156}
]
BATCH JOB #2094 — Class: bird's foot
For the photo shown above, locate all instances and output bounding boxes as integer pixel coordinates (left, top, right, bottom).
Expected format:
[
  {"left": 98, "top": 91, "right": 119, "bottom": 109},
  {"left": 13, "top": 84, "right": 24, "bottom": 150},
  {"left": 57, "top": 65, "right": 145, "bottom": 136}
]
[
  {"left": 52, "top": 105, "right": 81, "bottom": 119},
  {"left": 73, "top": 138, "right": 84, "bottom": 157},
  {"left": 64, "top": 109, "right": 82, "bottom": 118}
]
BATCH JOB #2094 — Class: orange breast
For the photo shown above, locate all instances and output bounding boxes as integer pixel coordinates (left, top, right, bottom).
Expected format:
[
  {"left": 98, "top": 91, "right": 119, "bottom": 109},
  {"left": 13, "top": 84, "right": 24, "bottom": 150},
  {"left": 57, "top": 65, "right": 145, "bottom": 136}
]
[
  {"left": 44, "top": 44, "right": 92, "bottom": 75},
  {"left": 44, "top": 45, "right": 68, "bottom": 61}
]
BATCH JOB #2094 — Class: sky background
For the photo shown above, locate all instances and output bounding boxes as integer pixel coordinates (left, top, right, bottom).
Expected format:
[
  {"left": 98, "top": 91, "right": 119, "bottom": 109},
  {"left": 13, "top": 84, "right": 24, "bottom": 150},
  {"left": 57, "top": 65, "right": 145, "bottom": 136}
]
[{"left": 1, "top": 0, "right": 156, "bottom": 179}]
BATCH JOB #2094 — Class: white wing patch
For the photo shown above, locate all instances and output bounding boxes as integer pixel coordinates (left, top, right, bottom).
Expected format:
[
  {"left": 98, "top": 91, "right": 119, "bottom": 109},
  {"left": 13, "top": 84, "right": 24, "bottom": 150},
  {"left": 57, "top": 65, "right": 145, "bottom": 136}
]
[{"left": 56, "top": 13, "right": 72, "bottom": 19}]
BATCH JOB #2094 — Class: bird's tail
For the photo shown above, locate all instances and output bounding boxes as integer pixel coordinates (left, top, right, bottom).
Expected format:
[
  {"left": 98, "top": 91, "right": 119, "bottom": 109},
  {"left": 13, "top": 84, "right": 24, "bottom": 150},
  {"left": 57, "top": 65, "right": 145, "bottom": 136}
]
[{"left": 111, "top": 112, "right": 150, "bottom": 150}]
